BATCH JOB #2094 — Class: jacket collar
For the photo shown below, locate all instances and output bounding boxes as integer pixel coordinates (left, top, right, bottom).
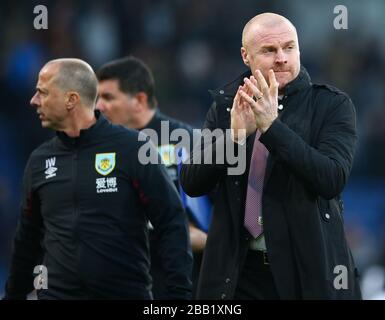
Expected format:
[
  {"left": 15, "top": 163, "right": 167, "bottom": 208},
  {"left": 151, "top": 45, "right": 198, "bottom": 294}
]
[
  {"left": 282, "top": 65, "right": 312, "bottom": 96},
  {"left": 56, "top": 110, "right": 108, "bottom": 147},
  {"left": 210, "top": 65, "right": 312, "bottom": 101},
  {"left": 138, "top": 108, "right": 161, "bottom": 131}
]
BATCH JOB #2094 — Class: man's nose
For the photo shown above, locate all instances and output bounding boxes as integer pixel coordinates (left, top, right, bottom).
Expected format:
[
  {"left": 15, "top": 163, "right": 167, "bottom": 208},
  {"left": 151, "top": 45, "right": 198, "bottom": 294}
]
[
  {"left": 30, "top": 93, "right": 39, "bottom": 108},
  {"left": 275, "top": 48, "right": 287, "bottom": 64},
  {"left": 96, "top": 100, "right": 106, "bottom": 112}
]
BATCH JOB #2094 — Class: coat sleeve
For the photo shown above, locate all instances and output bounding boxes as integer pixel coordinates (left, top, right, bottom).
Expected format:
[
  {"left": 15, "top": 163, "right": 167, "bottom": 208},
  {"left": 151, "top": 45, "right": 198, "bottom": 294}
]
[
  {"left": 4, "top": 157, "right": 44, "bottom": 299},
  {"left": 180, "top": 102, "right": 228, "bottom": 197},
  {"left": 260, "top": 94, "right": 357, "bottom": 199},
  {"left": 133, "top": 141, "right": 193, "bottom": 299}
]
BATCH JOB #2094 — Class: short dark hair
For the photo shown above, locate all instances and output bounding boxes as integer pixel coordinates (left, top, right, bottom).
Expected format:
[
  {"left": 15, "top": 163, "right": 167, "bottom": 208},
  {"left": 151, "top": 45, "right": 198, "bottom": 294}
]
[{"left": 97, "top": 56, "right": 157, "bottom": 109}]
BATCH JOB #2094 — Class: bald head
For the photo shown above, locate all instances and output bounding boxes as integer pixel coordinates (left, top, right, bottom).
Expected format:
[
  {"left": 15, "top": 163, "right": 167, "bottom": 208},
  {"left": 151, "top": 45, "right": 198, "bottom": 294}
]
[
  {"left": 45, "top": 58, "right": 98, "bottom": 107},
  {"left": 242, "top": 13, "right": 298, "bottom": 48},
  {"left": 240, "top": 13, "right": 301, "bottom": 92}
]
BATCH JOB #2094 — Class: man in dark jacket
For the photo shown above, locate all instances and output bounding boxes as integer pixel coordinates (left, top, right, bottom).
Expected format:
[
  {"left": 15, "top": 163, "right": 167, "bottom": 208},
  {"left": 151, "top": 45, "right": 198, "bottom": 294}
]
[
  {"left": 4, "top": 58, "right": 192, "bottom": 299},
  {"left": 180, "top": 12, "right": 361, "bottom": 299},
  {"left": 96, "top": 56, "right": 208, "bottom": 298}
]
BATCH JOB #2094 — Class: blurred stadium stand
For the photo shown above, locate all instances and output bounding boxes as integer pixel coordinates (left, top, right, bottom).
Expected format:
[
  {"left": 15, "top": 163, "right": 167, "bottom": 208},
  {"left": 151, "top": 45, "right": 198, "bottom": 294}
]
[{"left": 1, "top": 0, "right": 384, "bottom": 299}]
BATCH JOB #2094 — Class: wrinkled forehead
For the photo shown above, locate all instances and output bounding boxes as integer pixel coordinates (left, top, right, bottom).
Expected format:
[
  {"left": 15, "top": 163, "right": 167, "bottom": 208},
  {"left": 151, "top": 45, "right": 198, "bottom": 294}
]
[{"left": 245, "top": 23, "right": 298, "bottom": 48}]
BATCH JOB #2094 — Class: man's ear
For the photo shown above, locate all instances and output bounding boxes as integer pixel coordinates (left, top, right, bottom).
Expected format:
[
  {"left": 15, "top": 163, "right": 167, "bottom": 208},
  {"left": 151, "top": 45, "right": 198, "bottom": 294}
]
[
  {"left": 65, "top": 92, "right": 80, "bottom": 111},
  {"left": 135, "top": 92, "right": 149, "bottom": 111},
  {"left": 241, "top": 47, "right": 249, "bottom": 67}
]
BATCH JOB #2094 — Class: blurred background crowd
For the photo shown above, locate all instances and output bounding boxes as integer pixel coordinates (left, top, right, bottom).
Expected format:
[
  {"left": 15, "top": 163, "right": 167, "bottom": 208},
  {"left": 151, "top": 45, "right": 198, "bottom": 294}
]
[{"left": 0, "top": 0, "right": 384, "bottom": 299}]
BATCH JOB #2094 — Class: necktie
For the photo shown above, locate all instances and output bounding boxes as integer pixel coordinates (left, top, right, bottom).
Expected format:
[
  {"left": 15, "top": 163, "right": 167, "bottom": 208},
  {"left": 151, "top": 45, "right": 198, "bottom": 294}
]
[{"left": 244, "top": 130, "right": 269, "bottom": 238}]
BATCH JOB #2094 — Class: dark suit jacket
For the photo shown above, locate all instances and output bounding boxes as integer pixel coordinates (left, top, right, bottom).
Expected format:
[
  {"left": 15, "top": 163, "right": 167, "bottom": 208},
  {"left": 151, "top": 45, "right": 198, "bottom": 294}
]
[{"left": 180, "top": 66, "right": 362, "bottom": 299}]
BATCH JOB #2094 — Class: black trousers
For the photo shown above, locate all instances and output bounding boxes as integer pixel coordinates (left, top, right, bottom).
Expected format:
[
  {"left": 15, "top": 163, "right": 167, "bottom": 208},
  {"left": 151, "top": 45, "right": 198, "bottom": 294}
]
[{"left": 234, "top": 249, "right": 280, "bottom": 300}]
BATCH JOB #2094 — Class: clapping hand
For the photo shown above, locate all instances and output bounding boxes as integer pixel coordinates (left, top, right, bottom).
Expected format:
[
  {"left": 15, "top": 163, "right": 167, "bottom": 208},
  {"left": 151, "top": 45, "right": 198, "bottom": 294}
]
[{"left": 239, "top": 69, "right": 279, "bottom": 133}]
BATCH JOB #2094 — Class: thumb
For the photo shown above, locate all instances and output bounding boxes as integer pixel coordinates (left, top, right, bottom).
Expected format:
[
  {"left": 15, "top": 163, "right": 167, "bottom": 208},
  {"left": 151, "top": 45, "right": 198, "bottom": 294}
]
[{"left": 233, "top": 86, "right": 243, "bottom": 110}]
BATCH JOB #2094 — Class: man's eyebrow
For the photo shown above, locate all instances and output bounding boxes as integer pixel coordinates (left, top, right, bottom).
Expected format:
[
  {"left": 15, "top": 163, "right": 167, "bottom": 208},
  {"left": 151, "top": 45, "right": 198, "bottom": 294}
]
[
  {"left": 261, "top": 40, "right": 296, "bottom": 48},
  {"left": 283, "top": 40, "right": 296, "bottom": 46},
  {"left": 99, "top": 92, "right": 114, "bottom": 98},
  {"left": 260, "top": 44, "right": 276, "bottom": 50}
]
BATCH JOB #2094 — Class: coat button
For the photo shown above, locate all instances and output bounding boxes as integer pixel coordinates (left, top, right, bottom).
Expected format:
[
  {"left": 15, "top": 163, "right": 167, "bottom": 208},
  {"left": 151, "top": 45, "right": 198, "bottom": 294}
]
[
  {"left": 221, "top": 293, "right": 226, "bottom": 299},
  {"left": 234, "top": 181, "right": 239, "bottom": 186},
  {"left": 325, "top": 213, "right": 330, "bottom": 219},
  {"left": 219, "top": 90, "right": 224, "bottom": 94},
  {"left": 225, "top": 278, "right": 231, "bottom": 284}
]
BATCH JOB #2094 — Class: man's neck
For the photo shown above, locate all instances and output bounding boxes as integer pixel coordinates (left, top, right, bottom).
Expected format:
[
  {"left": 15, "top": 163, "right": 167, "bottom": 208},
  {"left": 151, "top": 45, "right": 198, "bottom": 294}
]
[
  {"left": 62, "top": 107, "right": 97, "bottom": 137},
  {"left": 130, "top": 109, "right": 156, "bottom": 130}
]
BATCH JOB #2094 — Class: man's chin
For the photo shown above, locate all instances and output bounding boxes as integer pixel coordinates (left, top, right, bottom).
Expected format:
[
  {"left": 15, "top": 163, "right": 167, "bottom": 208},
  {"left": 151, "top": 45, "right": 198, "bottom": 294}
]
[
  {"left": 109, "top": 117, "right": 127, "bottom": 127},
  {"left": 41, "top": 121, "right": 51, "bottom": 129},
  {"left": 275, "top": 73, "right": 289, "bottom": 83},
  {"left": 102, "top": 114, "right": 115, "bottom": 123}
]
